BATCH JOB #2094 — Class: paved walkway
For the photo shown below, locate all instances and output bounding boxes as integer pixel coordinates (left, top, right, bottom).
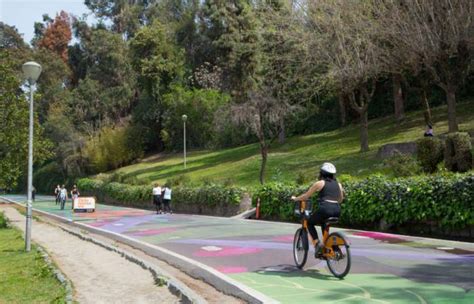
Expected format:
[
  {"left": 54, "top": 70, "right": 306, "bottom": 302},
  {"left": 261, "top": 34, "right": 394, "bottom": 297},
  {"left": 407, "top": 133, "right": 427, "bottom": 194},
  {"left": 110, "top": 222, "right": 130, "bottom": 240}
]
[{"left": 3, "top": 195, "right": 474, "bottom": 303}]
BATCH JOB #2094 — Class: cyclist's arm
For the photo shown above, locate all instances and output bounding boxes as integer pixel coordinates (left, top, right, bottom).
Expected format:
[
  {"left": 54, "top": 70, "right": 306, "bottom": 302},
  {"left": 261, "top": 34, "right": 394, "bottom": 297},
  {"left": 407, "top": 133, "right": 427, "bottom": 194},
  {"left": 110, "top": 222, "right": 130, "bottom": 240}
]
[
  {"left": 338, "top": 183, "right": 345, "bottom": 203},
  {"left": 293, "top": 180, "right": 325, "bottom": 201}
]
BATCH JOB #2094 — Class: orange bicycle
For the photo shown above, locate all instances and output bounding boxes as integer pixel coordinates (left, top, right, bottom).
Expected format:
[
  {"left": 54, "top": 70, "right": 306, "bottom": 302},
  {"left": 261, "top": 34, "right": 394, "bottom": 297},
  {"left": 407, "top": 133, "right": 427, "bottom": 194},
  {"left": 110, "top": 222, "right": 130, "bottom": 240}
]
[{"left": 293, "top": 200, "right": 351, "bottom": 278}]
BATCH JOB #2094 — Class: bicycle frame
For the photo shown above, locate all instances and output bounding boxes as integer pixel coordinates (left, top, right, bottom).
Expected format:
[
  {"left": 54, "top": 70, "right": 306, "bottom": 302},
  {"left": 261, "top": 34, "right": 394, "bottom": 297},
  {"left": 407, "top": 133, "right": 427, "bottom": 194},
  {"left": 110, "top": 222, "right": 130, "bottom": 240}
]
[{"left": 298, "top": 200, "right": 345, "bottom": 259}]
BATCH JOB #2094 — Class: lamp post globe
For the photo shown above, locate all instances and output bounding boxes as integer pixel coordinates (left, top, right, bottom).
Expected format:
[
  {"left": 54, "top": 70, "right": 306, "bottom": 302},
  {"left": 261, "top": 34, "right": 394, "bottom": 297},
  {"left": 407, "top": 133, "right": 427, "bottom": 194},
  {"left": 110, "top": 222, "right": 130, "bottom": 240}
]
[
  {"left": 22, "top": 61, "right": 42, "bottom": 84},
  {"left": 22, "top": 61, "right": 42, "bottom": 252},
  {"left": 182, "top": 114, "right": 187, "bottom": 122}
]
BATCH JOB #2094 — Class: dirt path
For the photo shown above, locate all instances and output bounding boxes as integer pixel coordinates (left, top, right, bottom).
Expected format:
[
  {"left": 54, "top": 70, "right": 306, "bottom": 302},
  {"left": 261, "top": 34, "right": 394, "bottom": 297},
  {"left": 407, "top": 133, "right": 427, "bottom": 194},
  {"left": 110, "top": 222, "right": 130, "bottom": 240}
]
[{"left": 1, "top": 205, "right": 179, "bottom": 304}]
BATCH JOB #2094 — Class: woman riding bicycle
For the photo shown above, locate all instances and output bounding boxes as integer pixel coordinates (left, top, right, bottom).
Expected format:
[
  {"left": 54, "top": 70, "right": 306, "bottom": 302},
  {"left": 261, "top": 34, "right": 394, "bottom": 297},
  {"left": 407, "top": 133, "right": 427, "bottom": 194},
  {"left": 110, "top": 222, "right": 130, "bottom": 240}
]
[{"left": 291, "top": 162, "right": 344, "bottom": 257}]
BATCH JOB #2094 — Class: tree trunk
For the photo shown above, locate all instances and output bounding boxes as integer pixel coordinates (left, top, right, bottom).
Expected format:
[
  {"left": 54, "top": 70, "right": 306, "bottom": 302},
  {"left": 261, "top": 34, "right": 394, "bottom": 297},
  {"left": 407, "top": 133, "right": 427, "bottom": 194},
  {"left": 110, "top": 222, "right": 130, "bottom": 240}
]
[
  {"left": 259, "top": 144, "right": 268, "bottom": 184},
  {"left": 446, "top": 86, "right": 458, "bottom": 133},
  {"left": 360, "top": 110, "right": 369, "bottom": 152},
  {"left": 338, "top": 94, "right": 347, "bottom": 126},
  {"left": 278, "top": 118, "right": 286, "bottom": 144},
  {"left": 393, "top": 74, "right": 405, "bottom": 124},
  {"left": 421, "top": 89, "right": 432, "bottom": 126}
]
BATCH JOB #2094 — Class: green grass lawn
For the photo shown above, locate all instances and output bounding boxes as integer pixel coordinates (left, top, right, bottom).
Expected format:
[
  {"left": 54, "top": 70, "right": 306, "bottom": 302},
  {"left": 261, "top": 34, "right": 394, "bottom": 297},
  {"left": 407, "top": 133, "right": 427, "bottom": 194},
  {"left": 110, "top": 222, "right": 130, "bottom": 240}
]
[
  {"left": 0, "top": 212, "right": 66, "bottom": 303},
  {"left": 112, "top": 101, "right": 474, "bottom": 187}
]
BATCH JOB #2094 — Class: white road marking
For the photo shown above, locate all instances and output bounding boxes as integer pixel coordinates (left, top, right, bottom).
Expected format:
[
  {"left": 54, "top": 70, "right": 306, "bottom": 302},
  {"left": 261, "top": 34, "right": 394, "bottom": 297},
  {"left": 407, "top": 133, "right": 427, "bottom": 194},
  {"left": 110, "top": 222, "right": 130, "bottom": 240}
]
[{"left": 201, "top": 246, "right": 222, "bottom": 251}]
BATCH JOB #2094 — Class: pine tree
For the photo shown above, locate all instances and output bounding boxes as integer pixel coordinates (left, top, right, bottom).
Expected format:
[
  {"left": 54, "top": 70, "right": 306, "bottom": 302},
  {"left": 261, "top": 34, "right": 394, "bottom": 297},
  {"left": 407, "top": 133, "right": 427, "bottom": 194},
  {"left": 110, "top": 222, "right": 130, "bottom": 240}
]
[{"left": 200, "top": 0, "right": 261, "bottom": 101}]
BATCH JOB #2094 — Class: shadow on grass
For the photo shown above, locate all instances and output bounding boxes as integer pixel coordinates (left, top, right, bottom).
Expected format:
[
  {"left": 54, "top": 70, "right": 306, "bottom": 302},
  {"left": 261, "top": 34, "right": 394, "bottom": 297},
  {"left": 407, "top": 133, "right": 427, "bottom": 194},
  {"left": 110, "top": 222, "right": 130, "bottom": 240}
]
[{"left": 121, "top": 144, "right": 260, "bottom": 181}]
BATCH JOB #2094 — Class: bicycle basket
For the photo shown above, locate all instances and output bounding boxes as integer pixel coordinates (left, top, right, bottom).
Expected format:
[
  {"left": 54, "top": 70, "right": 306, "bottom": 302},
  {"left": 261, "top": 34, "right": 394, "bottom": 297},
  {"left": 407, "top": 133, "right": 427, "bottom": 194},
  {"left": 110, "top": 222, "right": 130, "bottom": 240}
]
[
  {"left": 294, "top": 200, "right": 313, "bottom": 218},
  {"left": 294, "top": 201, "right": 302, "bottom": 216}
]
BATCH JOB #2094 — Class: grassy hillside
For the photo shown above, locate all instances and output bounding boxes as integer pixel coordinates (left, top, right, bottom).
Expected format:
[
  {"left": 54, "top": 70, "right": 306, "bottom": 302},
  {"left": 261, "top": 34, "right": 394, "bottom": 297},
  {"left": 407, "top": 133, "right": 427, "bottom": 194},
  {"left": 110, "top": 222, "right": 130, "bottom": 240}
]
[{"left": 111, "top": 101, "right": 474, "bottom": 187}]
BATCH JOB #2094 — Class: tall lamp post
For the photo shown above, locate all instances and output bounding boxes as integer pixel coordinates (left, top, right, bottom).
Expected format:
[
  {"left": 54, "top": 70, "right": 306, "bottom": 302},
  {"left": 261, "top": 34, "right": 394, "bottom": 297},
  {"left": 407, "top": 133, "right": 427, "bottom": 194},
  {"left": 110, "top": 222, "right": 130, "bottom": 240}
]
[
  {"left": 22, "top": 61, "right": 42, "bottom": 252},
  {"left": 182, "top": 114, "right": 187, "bottom": 169}
]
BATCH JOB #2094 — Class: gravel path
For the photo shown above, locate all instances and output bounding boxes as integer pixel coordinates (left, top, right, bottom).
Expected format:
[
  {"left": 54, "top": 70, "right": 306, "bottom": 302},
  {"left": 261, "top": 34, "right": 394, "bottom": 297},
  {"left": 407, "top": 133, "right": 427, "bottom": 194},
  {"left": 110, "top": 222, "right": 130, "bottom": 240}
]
[{"left": 1, "top": 206, "right": 179, "bottom": 304}]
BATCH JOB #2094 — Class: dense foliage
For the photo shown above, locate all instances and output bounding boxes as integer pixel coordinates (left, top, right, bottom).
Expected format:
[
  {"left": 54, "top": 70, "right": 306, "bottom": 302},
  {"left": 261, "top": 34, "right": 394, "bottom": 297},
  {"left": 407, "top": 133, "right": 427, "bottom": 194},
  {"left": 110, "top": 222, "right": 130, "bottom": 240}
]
[
  {"left": 444, "top": 132, "right": 473, "bottom": 173},
  {"left": 0, "top": 1, "right": 472, "bottom": 191},
  {"left": 0, "top": 52, "right": 53, "bottom": 189},
  {"left": 417, "top": 137, "right": 444, "bottom": 173},
  {"left": 0, "top": 212, "right": 7, "bottom": 229},
  {"left": 77, "top": 178, "right": 243, "bottom": 214},
  {"left": 253, "top": 174, "right": 474, "bottom": 232}
]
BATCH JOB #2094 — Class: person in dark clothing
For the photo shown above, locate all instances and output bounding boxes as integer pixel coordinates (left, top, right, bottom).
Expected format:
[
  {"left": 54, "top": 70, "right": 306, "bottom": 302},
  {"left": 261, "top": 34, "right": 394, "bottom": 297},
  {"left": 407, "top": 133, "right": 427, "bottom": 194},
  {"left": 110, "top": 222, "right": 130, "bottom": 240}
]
[
  {"left": 424, "top": 124, "right": 434, "bottom": 137},
  {"left": 31, "top": 186, "right": 36, "bottom": 202},
  {"left": 54, "top": 184, "right": 61, "bottom": 205},
  {"left": 71, "top": 185, "right": 80, "bottom": 209},
  {"left": 291, "top": 162, "right": 344, "bottom": 257}
]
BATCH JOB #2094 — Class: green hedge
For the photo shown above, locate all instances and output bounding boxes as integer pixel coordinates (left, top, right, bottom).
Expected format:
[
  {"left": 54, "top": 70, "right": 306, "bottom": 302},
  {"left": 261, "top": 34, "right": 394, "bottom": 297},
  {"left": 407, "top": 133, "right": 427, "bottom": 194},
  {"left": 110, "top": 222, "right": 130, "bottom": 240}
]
[
  {"left": 0, "top": 211, "right": 8, "bottom": 229},
  {"left": 253, "top": 173, "right": 474, "bottom": 231},
  {"left": 417, "top": 137, "right": 444, "bottom": 173},
  {"left": 445, "top": 132, "right": 473, "bottom": 173},
  {"left": 77, "top": 178, "right": 244, "bottom": 214}
]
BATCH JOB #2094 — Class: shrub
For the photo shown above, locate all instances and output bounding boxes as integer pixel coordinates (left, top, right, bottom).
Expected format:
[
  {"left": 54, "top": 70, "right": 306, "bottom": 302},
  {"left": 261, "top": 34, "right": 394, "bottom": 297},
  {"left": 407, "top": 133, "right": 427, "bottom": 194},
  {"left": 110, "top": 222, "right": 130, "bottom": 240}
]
[
  {"left": 83, "top": 124, "right": 144, "bottom": 174},
  {"left": 444, "top": 132, "right": 473, "bottom": 173},
  {"left": 253, "top": 173, "right": 474, "bottom": 230},
  {"left": 33, "top": 161, "right": 67, "bottom": 193},
  {"left": 295, "top": 171, "right": 312, "bottom": 185},
  {"left": 417, "top": 137, "right": 444, "bottom": 173},
  {"left": 383, "top": 151, "right": 421, "bottom": 177},
  {"left": 0, "top": 211, "right": 8, "bottom": 229},
  {"left": 166, "top": 175, "right": 192, "bottom": 187}
]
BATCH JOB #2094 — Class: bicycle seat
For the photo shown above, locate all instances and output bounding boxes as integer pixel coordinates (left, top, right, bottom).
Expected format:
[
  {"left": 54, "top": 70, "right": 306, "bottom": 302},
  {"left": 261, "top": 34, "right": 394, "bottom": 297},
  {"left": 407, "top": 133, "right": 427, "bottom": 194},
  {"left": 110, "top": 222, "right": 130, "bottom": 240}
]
[{"left": 325, "top": 217, "right": 339, "bottom": 224}]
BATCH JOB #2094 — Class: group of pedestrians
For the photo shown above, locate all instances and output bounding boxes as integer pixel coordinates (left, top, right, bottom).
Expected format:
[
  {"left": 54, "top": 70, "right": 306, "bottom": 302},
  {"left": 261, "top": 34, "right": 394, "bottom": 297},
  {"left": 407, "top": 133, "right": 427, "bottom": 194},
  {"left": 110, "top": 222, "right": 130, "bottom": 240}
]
[
  {"left": 54, "top": 184, "right": 80, "bottom": 210},
  {"left": 152, "top": 183, "right": 172, "bottom": 214}
]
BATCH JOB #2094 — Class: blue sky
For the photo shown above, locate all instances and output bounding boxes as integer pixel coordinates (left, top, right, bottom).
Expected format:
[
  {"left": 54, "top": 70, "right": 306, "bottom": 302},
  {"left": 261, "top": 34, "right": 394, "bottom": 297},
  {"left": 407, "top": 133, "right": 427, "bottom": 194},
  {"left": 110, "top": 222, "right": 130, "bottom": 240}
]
[{"left": 0, "top": 0, "right": 96, "bottom": 44}]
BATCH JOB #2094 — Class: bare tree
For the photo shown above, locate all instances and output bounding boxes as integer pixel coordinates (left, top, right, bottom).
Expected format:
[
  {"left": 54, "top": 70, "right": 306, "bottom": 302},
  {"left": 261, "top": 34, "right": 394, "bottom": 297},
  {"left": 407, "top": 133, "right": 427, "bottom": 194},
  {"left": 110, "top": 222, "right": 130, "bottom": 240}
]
[
  {"left": 379, "top": 0, "right": 473, "bottom": 132},
  {"left": 232, "top": 89, "right": 295, "bottom": 184},
  {"left": 304, "top": 0, "right": 384, "bottom": 152}
]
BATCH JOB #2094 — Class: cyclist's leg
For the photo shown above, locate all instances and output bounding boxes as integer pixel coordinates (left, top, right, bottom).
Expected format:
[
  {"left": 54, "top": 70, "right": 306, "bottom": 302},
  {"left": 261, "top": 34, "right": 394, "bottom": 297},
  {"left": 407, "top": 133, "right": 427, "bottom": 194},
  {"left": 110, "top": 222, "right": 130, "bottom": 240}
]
[{"left": 308, "top": 212, "right": 323, "bottom": 242}]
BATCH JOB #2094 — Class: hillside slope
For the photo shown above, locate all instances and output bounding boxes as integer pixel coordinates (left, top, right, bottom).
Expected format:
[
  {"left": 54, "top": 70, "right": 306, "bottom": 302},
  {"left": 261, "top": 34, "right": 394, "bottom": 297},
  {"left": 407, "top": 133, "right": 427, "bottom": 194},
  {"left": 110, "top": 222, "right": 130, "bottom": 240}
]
[{"left": 112, "top": 101, "right": 474, "bottom": 187}]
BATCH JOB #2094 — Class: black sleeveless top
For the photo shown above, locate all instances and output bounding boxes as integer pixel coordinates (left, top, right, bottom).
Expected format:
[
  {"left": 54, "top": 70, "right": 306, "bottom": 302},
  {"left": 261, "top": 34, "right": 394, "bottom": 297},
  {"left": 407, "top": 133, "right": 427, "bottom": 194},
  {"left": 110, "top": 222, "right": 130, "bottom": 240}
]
[{"left": 318, "top": 179, "right": 341, "bottom": 202}]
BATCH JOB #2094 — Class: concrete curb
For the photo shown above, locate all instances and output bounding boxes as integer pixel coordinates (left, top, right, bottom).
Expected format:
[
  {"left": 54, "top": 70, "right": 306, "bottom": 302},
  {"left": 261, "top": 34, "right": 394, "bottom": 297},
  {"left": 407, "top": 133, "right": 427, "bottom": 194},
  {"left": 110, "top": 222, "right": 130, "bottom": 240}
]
[
  {"left": 231, "top": 207, "right": 256, "bottom": 219},
  {"left": 1, "top": 198, "right": 206, "bottom": 304},
  {"left": 1, "top": 197, "right": 278, "bottom": 304},
  {"left": 36, "top": 246, "right": 74, "bottom": 304},
  {"left": 57, "top": 225, "right": 207, "bottom": 304}
]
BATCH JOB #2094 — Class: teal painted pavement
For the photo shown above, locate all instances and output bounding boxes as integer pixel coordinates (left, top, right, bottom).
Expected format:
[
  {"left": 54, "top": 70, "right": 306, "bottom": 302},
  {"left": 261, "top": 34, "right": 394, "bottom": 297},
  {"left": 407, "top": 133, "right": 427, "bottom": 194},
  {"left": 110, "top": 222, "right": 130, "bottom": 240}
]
[{"left": 3, "top": 195, "right": 473, "bottom": 303}]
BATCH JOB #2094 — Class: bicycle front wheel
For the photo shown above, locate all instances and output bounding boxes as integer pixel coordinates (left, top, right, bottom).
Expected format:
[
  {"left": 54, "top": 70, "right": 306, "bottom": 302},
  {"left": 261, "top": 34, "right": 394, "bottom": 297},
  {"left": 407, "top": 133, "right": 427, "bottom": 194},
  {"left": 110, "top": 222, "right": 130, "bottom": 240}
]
[
  {"left": 293, "top": 228, "right": 309, "bottom": 269},
  {"left": 325, "top": 232, "right": 351, "bottom": 278}
]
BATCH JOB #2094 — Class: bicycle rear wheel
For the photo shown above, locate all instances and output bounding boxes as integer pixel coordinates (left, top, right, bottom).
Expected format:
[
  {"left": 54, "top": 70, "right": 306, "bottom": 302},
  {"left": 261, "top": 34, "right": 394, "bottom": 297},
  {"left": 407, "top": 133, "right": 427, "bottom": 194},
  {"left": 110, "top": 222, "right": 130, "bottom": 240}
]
[
  {"left": 325, "top": 232, "right": 351, "bottom": 278},
  {"left": 293, "top": 228, "right": 309, "bottom": 269}
]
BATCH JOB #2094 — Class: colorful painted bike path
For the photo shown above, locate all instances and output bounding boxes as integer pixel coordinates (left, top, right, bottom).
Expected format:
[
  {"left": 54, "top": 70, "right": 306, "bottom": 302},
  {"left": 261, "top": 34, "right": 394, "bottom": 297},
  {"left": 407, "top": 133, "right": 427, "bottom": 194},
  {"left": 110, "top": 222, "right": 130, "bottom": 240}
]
[{"left": 2, "top": 195, "right": 474, "bottom": 303}]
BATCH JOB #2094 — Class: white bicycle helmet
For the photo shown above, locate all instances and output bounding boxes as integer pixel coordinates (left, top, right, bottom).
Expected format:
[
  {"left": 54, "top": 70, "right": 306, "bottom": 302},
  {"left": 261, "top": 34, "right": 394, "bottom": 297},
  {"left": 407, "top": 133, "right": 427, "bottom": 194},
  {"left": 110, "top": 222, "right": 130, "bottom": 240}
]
[{"left": 320, "top": 162, "right": 337, "bottom": 174}]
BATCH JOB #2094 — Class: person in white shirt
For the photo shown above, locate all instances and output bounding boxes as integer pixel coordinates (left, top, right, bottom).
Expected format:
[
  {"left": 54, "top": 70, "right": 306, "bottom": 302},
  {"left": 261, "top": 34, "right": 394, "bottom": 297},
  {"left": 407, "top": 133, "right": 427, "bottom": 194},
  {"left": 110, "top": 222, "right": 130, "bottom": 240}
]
[
  {"left": 162, "top": 186, "right": 172, "bottom": 214},
  {"left": 59, "top": 185, "right": 68, "bottom": 210},
  {"left": 152, "top": 183, "right": 162, "bottom": 214}
]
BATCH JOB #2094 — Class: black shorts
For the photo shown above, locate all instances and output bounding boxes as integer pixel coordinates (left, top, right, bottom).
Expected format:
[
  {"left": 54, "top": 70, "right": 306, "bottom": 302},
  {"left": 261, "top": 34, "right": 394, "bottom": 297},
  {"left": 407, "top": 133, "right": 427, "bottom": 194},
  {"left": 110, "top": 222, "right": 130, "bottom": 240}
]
[
  {"left": 309, "top": 201, "right": 341, "bottom": 224},
  {"left": 153, "top": 195, "right": 161, "bottom": 205}
]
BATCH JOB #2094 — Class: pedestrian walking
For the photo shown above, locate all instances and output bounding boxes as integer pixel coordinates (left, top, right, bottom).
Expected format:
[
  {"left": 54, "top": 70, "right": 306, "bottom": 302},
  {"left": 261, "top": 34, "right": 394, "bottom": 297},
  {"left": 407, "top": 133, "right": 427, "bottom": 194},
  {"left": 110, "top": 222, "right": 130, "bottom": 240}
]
[
  {"left": 152, "top": 183, "right": 163, "bottom": 214},
  {"left": 54, "top": 184, "right": 61, "bottom": 205},
  {"left": 32, "top": 186, "right": 36, "bottom": 202},
  {"left": 70, "top": 184, "right": 80, "bottom": 209},
  {"left": 162, "top": 185, "right": 172, "bottom": 214},
  {"left": 59, "top": 185, "right": 67, "bottom": 210}
]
